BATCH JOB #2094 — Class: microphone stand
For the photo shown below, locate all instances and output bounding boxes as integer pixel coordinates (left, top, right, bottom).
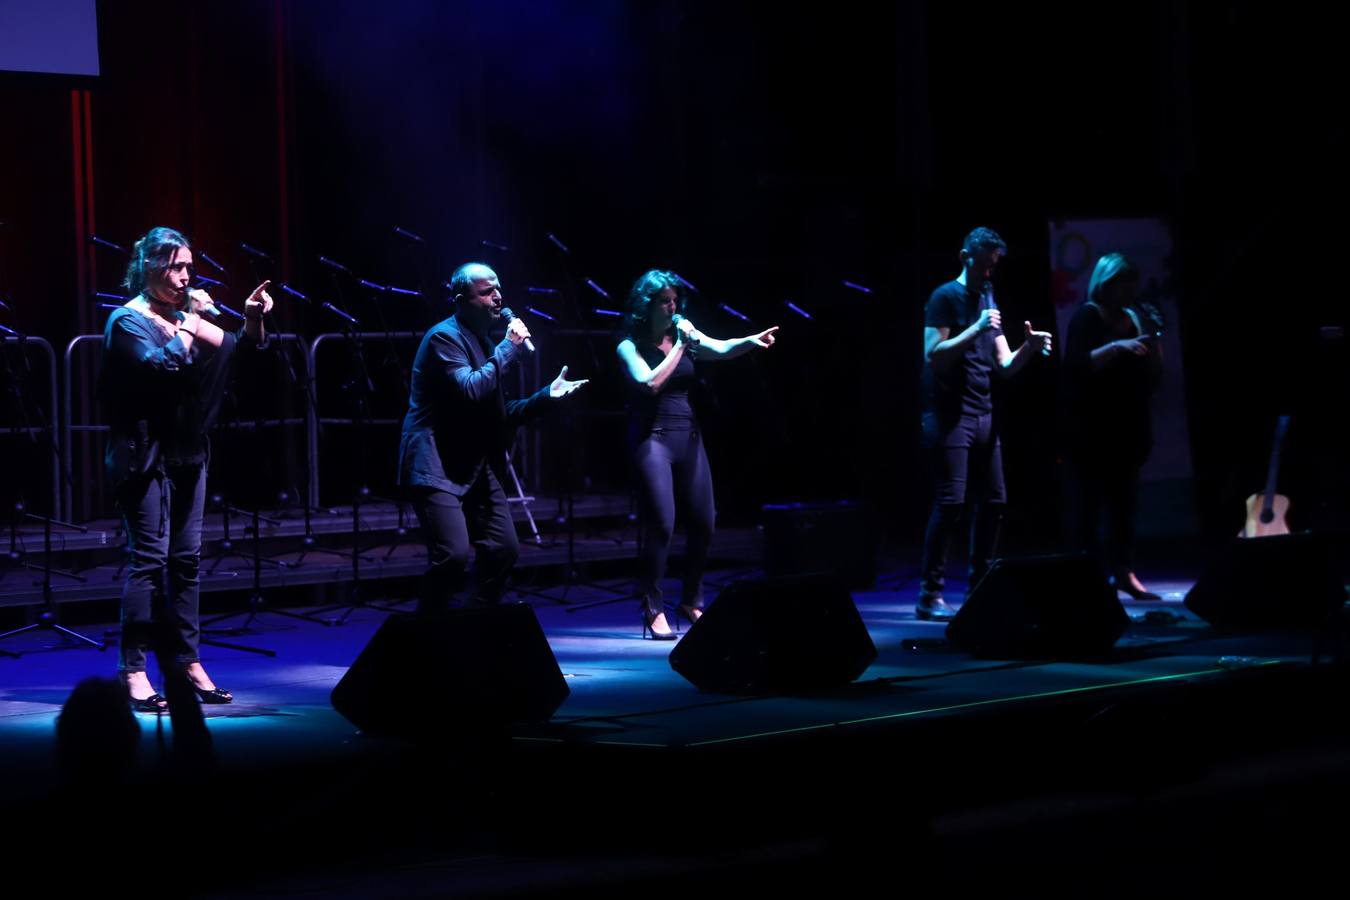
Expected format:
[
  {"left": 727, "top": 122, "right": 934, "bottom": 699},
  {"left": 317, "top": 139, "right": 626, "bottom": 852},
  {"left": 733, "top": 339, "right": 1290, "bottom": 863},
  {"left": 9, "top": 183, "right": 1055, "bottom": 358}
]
[
  {"left": 513, "top": 234, "right": 637, "bottom": 610},
  {"left": 357, "top": 277, "right": 418, "bottom": 571},
  {"left": 237, "top": 251, "right": 329, "bottom": 559},
  {"left": 297, "top": 261, "right": 402, "bottom": 625},
  {"left": 274, "top": 281, "right": 345, "bottom": 565}
]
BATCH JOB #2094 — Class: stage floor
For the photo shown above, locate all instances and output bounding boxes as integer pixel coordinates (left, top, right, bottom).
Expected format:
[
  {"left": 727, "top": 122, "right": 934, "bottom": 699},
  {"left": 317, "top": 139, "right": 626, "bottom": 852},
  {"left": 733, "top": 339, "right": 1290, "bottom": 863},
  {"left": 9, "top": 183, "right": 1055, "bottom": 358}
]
[
  {"left": 0, "top": 568, "right": 1207, "bottom": 751},
  {"left": 3, "top": 565, "right": 1348, "bottom": 897}
]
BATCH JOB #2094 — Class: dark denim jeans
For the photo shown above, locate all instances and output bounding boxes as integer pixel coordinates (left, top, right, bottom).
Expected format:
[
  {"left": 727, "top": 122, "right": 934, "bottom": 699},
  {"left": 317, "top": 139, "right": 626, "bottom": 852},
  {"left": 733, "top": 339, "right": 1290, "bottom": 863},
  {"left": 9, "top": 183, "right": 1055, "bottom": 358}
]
[{"left": 116, "top": 463, "right": 208, "bottom": 673}]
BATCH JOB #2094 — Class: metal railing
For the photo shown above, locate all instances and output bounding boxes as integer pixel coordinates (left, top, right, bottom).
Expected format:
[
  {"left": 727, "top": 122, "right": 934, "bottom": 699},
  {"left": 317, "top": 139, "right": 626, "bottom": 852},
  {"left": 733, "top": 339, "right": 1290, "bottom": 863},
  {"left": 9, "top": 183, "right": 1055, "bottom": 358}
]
[
  {"left": 305, "top": 330, "right": 542, "bottom": 515},
  {"left": 305, "top": 331, "right": 423, "bottom": 509},
  {"left": 1, "top": 335, "right": 60, "bottom": 517},
  {"left": 57, "top": 328, "right": 547, "bottom": 522},
  {"left": 61, "top": 333, "right": 308, "bottom": 520}
]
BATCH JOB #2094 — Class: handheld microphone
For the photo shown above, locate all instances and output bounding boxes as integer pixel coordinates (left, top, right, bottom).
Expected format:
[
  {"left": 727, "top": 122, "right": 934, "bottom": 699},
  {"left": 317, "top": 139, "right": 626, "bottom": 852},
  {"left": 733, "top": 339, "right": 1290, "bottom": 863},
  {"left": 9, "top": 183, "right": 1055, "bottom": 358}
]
[
  {"left": 185, "top": 287, "right": 221, "bottom": 318},
  {"left": 671, "top": 314, "right": 702, "bottom": 346},
  {"left": 499, "top": 307, "right": 535, "bottom": 353}
]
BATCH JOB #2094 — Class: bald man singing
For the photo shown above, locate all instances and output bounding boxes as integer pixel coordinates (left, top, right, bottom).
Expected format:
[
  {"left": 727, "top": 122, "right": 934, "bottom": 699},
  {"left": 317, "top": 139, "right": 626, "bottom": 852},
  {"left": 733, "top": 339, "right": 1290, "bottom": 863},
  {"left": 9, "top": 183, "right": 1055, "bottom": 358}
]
[{"left": 397, "top": 263, "right": 587, "bottom": 613}]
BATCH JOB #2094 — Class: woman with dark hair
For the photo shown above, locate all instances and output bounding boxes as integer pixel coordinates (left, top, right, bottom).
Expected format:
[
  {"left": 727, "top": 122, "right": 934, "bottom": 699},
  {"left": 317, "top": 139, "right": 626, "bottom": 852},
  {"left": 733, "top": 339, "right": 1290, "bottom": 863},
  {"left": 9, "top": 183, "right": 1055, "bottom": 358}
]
[
  {"left": 616, "top": 270, "right": 778, "bottom": 639},
  {"left": 1062, "top": 252, "right": 1163, "bottom": 599},
  {"left": 101, "top": 226, "right": 274, "bottom": 710}
]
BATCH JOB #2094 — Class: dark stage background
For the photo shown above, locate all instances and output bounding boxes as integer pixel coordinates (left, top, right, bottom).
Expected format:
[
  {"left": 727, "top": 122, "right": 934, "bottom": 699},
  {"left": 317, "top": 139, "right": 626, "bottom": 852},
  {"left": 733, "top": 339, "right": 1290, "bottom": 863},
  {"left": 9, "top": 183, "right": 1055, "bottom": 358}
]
[{"left": 2, "top": 1, "right": 1346, "bottom": 547}]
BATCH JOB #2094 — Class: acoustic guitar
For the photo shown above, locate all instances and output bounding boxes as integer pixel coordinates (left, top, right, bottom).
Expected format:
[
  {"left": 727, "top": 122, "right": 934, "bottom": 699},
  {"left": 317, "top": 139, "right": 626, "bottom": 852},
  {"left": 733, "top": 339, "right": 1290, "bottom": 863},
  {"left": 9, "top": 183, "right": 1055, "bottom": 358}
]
[{"left": 1239, "top": 415, "right": 1291, "bottom": 538}]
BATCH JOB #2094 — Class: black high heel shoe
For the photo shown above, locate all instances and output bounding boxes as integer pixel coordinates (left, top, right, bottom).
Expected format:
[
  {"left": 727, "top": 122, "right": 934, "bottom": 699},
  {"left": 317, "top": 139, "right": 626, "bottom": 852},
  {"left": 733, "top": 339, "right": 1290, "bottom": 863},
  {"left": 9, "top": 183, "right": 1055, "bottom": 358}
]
[
  {"left": 1116, "top": 582, "right": 1162, "bottom": 601},
  {"left": 120, "top": 672, "right": 168, "bottom": 712},
  {"left": 192, "top": 686, "right": 233, "bottom": 704},
  {"left": 1113, "top": 571, "right": 1162, "bottom": 601},
  {"left": 129, "top": 693, "right": 169, "bottom": 713},
  {"left": 641, "top": 608, "right": 678, "bottom": 641},
  {"left": 915, "top": 594, "right": 957, "bottom": 621},
  {"left": 675, "top": 604, "right": 704, "bottom": 630}
]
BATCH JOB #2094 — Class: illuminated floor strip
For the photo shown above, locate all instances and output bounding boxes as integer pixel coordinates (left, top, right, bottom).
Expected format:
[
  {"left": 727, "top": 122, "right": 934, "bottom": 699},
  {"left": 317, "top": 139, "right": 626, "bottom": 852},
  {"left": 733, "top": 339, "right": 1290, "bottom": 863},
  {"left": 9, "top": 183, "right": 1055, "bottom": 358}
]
[{"left": 687, "top": 660, "right": 1285, "bottom": 747}]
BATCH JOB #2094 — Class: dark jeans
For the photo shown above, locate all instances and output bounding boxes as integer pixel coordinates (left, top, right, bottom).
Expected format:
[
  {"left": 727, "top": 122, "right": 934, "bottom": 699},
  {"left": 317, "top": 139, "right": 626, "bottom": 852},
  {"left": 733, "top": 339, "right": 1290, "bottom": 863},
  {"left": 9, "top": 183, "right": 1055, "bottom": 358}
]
[
  {"left": 920, "top": 413, "right": 1007, "bottom": 599},
  {"left": 117, "top": 463, "right": 208, "bottom": 673},
  {"left": 410, "top": 467, "right": 519, "bottom": 613},
  {"left": 1065, "top": 455, "right": 1139, "bottom": 573},
  {"left": 632, "top": 425, "right": 715, "bottom": 617}
]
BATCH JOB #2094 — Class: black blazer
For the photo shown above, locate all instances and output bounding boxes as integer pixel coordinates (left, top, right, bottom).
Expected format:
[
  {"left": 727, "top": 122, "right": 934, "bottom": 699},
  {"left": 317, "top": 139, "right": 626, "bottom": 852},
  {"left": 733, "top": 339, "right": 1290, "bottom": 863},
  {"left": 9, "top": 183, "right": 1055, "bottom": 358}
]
[{"left": 397, "top": 314, "right": 549, "bottom": 496}]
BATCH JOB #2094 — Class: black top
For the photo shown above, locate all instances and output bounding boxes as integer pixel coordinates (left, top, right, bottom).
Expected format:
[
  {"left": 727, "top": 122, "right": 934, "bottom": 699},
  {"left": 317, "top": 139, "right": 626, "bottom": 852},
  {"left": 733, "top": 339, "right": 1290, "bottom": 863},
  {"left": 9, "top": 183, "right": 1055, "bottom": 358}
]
[
  {"left": 1061, "top": 303, "right": 1158, "bottom": 466},
  {"left": 921, "top": 279, "right": 1001, "bottom": 427},
  {"left": 397, "top": 315, "right": 550, "bottom": 496},
  {"left": 626, "top": 340, "right": 697, "bottom": 433},
  {"left": 99, "top": 306, "right": 252, "bottom": 486}
]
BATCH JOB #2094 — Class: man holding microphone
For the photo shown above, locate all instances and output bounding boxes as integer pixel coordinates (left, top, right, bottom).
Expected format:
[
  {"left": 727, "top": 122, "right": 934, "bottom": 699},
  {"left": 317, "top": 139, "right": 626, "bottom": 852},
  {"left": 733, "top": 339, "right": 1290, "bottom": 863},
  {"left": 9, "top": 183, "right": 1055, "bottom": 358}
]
[{"left": 397, "top": 262, "right": 587, "bottom": 614}]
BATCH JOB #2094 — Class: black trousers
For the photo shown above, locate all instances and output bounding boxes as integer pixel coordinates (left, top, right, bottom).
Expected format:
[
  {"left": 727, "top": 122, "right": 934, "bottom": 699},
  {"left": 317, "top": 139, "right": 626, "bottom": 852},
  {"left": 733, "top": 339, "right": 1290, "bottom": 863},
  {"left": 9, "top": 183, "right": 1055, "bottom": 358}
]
[
  {"left": 632, "top": 425, "right": 715, "bottom": 618},
  {"left": 410, "top": 467, "right": 519, "bottom": 613},
  {"left": 116, "top": 463, "right": 208, "bottom": 673},
  {"left": 1065, "top": 454, "right": 1139, "bottom": 573},
  {"left": 919, "top": 413, "right": 1007, "bottom": 599}
]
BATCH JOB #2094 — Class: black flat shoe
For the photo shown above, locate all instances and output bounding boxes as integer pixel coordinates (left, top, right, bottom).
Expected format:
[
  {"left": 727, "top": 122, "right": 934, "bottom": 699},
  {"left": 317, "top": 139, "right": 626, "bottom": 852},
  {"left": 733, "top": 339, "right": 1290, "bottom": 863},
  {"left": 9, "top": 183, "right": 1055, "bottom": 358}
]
[
  {"left": 129, "top": 693, "right": 168, "bottom": 713},
  {"left": 915, "top": 596, "right": 957, "bottom": 622},
  {"left": 193, "top": 686, "right": 233, "bottom": 704}
]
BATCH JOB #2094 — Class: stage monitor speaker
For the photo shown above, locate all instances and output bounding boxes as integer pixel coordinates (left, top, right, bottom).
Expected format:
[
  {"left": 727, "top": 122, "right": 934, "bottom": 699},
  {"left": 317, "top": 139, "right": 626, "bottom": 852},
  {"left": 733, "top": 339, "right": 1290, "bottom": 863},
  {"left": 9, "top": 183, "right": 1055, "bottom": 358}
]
[
  {"left": 331, "top": 605, "right": 569, "bottom": 737},
  {"left": 762, "top": 501, "right": 876, "bottom": 588},
  {"left": 1184, "top": 532, "right": 1348, "bottom": 629},
  {"left": 669, "top": 573, "right": 877, "bottom": 694},
  {"left": 946, "top": 553, "right": 1128, "bottom": 658}
]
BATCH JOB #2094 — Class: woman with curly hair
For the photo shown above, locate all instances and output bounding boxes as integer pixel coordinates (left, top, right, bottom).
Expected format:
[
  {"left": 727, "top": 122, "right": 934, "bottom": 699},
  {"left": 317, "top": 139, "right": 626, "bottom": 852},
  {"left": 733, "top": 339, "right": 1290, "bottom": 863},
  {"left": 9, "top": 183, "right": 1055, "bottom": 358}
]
[{"left": 616, "top": 270, "right": 778, "bottom": 639}]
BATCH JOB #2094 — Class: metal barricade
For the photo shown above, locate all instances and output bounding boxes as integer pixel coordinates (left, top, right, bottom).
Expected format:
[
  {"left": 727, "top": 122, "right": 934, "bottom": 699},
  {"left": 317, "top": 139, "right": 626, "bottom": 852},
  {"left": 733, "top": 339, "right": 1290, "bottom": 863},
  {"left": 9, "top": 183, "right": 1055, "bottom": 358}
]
[
  {"left": 306, "top": 330, "right": 541, "bottom": 513},
  {"left": 1, "top": 335, "right": 60, "bottom": 517},
  {"left": 306, "top": 331, "right": 423, "bottom": 509},
  {"left": 62, "top": 332, "right": 309, "bottom": 520}
]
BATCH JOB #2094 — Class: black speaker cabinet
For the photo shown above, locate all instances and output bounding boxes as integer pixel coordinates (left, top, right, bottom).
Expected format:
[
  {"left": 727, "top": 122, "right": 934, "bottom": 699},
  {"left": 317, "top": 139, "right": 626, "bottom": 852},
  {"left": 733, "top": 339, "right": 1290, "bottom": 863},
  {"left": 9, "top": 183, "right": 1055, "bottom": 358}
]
[
  {"left": 331, "top": 605, "right": 569, "bottom": 737},
  {"left": 946, "top": 554, "right": 1128, "bottom": 658},
  {"left": 1185, "top": 532, "right": 1348, "bottom": 629},
  {"left": 669, "top": 574, "right": 877, "bottom": 693}
]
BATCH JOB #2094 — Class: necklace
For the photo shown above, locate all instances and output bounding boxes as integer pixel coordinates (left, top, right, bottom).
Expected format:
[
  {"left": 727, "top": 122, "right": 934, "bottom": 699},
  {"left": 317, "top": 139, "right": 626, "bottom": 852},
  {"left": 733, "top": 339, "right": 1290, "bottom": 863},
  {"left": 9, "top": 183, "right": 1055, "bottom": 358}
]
[{"left": 130, "top": 295, "right": 181, "bottom": 338}]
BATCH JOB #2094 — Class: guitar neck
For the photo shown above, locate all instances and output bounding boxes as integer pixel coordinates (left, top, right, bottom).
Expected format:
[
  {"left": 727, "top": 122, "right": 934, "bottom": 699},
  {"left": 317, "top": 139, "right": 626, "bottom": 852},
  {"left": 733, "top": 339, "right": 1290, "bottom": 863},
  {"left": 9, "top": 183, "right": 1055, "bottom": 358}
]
[{"left": 1260, "top": 415, "right": 1291, "bottom": 516}]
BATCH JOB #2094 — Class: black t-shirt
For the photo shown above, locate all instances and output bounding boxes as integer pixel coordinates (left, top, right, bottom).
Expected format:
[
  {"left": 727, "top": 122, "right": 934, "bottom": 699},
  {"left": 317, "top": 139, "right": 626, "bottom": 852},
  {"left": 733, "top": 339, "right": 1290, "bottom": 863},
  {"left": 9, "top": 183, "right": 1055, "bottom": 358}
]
[{"left": 921, "top": 279, "right": 1001, "bottom": 426}]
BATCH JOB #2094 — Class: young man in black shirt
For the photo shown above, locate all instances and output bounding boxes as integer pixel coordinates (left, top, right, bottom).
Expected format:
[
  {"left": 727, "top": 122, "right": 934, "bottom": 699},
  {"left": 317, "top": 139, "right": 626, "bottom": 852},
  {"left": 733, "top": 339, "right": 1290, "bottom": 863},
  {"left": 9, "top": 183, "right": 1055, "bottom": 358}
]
[{"left": 917, "top": 227, "right": 1052, "bottom": 620}]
